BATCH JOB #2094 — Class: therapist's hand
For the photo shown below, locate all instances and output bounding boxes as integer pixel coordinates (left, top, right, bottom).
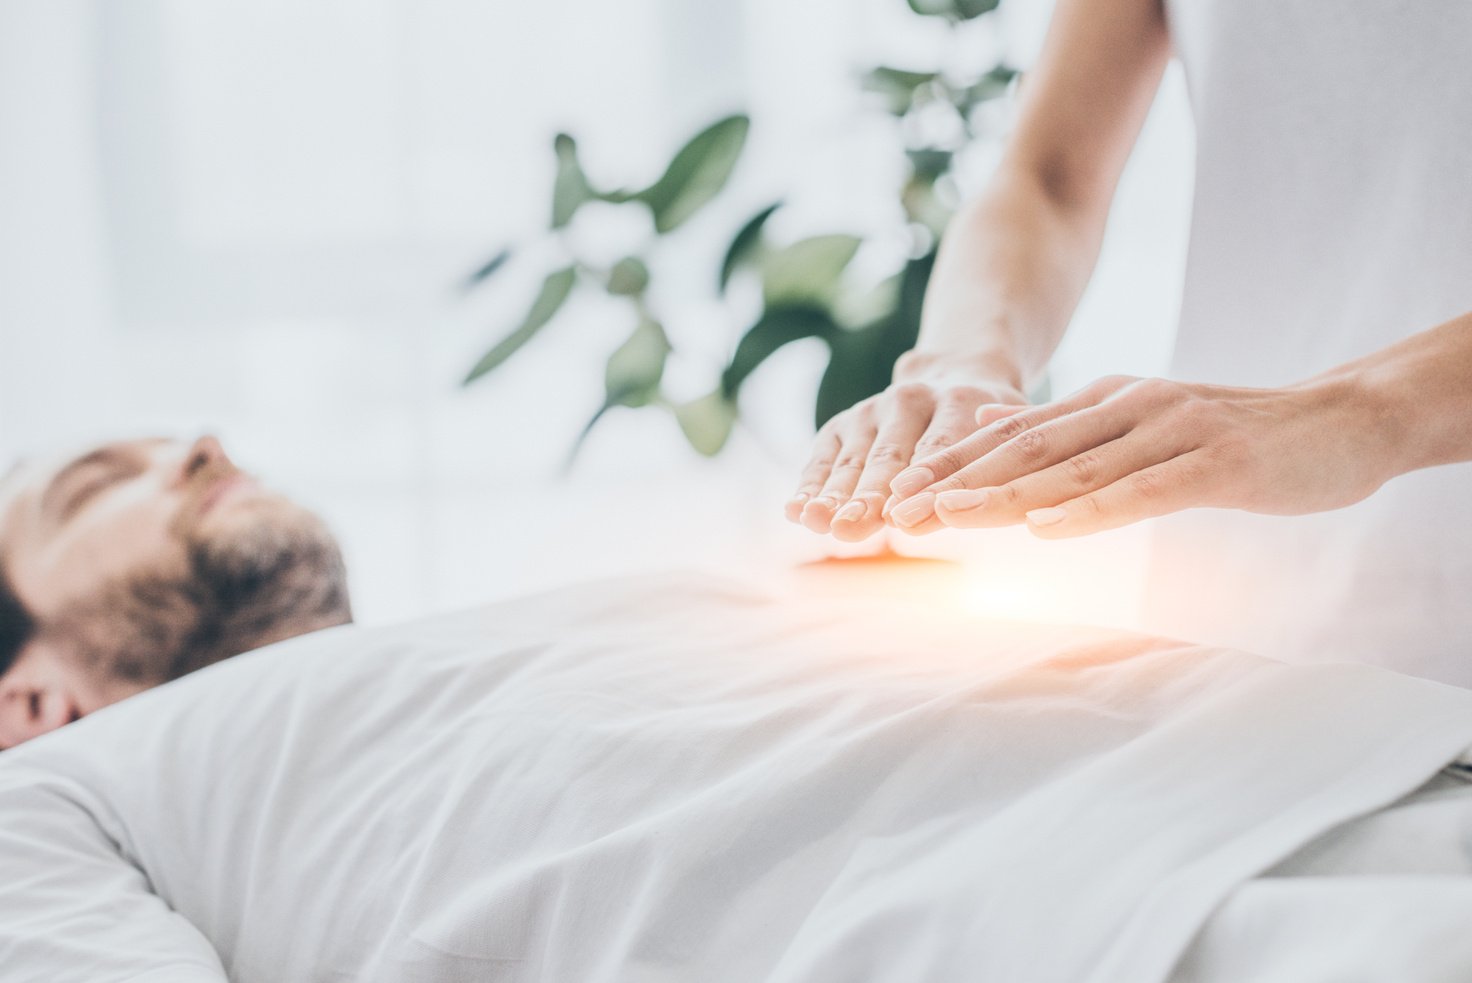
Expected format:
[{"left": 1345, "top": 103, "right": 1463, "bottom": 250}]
[
  {"left": 885, "top": 374, "right": 1397, "bottom": 538},
  {"left": 786, "top": 354, "right": 1027, "bottom": 542}
]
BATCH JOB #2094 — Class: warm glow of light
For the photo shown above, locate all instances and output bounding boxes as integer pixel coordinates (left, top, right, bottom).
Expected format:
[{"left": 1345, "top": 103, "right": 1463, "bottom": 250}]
[
  {"left": 787, "top": 528, "right": 1151, "bottom": 635},
  {"left": 956, "top": 545, "right": 1138, "bottom": 628},
  {"left": 960, "top": 577, "right": 1055, "bottom": 621}
]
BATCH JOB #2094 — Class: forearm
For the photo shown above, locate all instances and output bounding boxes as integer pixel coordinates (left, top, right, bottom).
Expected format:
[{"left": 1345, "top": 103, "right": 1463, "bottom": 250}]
[
  {"left": 894, "top": 0, "right": 1170, "bottom": 393},
  {"left": 794, "top": 0, "right": 1170, "bottom": 540},
  {"left": 1323, "top": 310, "right": 1472, "bottom": 476},
  {"left": 902, "top": 163, "right": 1109, "bottom": 389},
  {"left": 886, "top": 314, "right": 1472, "bottom": 537}
]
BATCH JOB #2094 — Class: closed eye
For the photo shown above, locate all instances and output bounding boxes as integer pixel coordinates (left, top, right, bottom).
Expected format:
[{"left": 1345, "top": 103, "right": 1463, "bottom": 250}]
[
  {"left": 57, "top": 467, "right": 129, "bottom": 520},
  {"left": 43, "top": 449, "right": 145, "bottom": 523}
]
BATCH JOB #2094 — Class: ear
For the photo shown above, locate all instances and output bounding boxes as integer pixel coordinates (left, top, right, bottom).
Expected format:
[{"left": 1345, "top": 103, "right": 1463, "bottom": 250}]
[{"left": 0, "top": 638, "right": 83, "bottom": 749}]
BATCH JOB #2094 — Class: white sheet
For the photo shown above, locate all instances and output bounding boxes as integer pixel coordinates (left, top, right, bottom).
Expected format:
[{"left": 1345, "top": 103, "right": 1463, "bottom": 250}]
[{"left": 1, "top": 572, "right": 1471, "bottom": 982}]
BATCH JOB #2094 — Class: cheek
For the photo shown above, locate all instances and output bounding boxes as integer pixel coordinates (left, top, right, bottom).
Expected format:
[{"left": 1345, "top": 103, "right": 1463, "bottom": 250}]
[{"left": 26, "top": 487, "right": 188, "bottom": 614}]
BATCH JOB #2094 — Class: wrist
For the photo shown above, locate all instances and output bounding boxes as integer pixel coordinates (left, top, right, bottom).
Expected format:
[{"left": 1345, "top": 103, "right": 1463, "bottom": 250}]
[
  {"left": 892, "top": 348, "right": 1026, "bottom": 395},
  {"left": 1301, "top": 367, "right": 1416, "bottom": 484}
]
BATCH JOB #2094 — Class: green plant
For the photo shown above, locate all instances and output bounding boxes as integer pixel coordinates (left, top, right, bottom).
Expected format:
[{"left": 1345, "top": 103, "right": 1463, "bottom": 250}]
[{"left": 461, "top": 0, "right": 1017, "bottom": 457}]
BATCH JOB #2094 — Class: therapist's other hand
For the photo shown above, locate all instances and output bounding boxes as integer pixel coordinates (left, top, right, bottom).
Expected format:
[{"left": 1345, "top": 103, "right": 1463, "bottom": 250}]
[
  {"left": 885, "top": 374, "right": 1395, "bottom": 538},
  {"left": 786, "top": 363, "right": 1027, "bottom": 541}
]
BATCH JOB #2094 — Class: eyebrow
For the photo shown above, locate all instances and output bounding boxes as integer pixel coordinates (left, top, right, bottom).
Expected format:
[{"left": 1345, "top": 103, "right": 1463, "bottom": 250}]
[{"left": 39, "top": 447, "right": 138, "bottom": 521}]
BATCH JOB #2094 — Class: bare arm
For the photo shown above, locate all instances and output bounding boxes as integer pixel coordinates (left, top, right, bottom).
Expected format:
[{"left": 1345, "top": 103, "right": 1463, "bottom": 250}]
[
  {"left": 789, "top": 0, "right": 1172, "bottom": 540},
  {"left": 909, "top": 0, "right": 1171, "bottom": 386},
  {"left": 878, "top": 307, "right": 1472, "bottom": 539},
  {"left": 1336, "top": 313, "right": 1472, "bottom": 476}
]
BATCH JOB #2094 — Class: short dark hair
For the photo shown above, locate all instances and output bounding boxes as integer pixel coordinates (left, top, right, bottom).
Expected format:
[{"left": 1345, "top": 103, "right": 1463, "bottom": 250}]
[{"left": 0, "top": 561, "right": 35, "bottom": 679}]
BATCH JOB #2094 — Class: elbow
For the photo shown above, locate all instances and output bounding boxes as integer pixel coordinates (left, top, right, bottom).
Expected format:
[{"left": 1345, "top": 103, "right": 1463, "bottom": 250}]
[{"left": 1018, "top": 149, "right": 1114, "bottom": 222}]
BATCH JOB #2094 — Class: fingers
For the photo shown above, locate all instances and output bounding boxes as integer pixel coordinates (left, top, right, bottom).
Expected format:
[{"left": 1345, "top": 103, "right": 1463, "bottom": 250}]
[
  {"left": 888, "top": 378, "right": 1160, "bottom": 530},
  {"left": 975, "top": 402, "right": 1029, "bottom": 428},
  {"left": 932, "top": 429, "right": 1175, "bottom": 527},
  {"left": 878, "top": 392, "right": 1005, "bottom": 531},
  {"left": 888, "top": 493, "right": 947, "bottom": 534},
  {"left": 941, "top": 393, "right": 1182, "bottom": 497},
  {"left": 886, "top": 403, "right": 1078, "bottom": 530},
  {"left": 786, "top": 377, "right": 1036, "bottom": 539},
  {"left": 800, "top": 425, "right": 876, "bottom": 533},
  {"left": 889, "top": 399, "right": 1077, "bottom": 504},
  {"left": 786, "top": 428, "right": 841, "bottom": 522},
  {"left": 913, "top": 395, "right": 988, "bottom": 462},
  {"left": 831, "top": 410, "right": 930, "bottom": 542},
  {"left": 1023, "top": 450, "right": 1210, "bottom": 538}
]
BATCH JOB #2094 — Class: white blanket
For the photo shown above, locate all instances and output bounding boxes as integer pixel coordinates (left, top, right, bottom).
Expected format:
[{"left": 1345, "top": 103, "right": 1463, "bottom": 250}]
[{"left": 1, "top": 572, "right": 1471, "bottom": 982}]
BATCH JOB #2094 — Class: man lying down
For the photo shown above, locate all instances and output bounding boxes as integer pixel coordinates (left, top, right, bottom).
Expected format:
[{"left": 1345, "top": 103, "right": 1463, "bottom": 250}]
[
  {"left": 0, "top": 435, "right": 350, "bottom": 748},
  {"left": 5, "top": 447, "right": 1472, "bottom": 981}
]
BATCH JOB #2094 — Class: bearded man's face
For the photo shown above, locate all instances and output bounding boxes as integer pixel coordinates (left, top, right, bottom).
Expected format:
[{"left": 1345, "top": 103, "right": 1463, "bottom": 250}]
[{"left": 0, "top": 436, "right": 350, "bottom": 748}]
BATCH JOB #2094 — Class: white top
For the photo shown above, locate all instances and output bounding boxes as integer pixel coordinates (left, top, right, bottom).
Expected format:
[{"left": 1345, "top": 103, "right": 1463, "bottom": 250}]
[
  {"left": 1144, "top": 0, "right": 1472, "bottom": 684},
  {"left": 5, "top": 573, "right": 1472, "bottom": 982}
]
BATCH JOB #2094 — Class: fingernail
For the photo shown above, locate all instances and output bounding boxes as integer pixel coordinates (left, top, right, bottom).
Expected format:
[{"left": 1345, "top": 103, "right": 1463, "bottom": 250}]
[
  {"left": 890, "top": 467, "right": 934, "bottom": 499},
  {"left": 891, "top": 493, "right": 936, "bottom": 528},
  {"left": 937, "top": 489, "right": 989, "bottom": 511},
  {"left": 881, "top": 495, "right": 897, "bottom": 519},
  {"left": 835, "top": 500, "right": 867, "bottom": 523},
  {"left": 1026, "top": 507, "right": 1067, "bottom": 527},
  {"left": 801, "top": 499, "right": 837, "bottom": 533}
]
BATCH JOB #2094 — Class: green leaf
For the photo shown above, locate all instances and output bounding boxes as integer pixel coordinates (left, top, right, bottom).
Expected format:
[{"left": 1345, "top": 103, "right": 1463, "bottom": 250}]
[
  {"left": 954, "top": 0, "right": 1002, "bottom": 19},
  {"left": 596, "top": 188, "right": 639, "bottom": 205},
  {"left": 462, "top": 248, "right": 511, "bottom": 291},
  {"left": 674, "top": 390, "right": 737, "bottom": 456},
  {"left": 562, "top": 318, "right": 672, "bottom": 466},
  {"left": 862, "top": 66, "right": 939, "bottom": 116},
  {"left": 636, "top": 114, "right": 750, "bottom": 234},
  {"left": 462, "top": 266, "right": 578, "bottom": 385},
  {"left": 552, "top": 133, "right": 595, "bottom": 229},
  {"left": 904, "top": 0, "right": 954, "bottom": 17},
  {"left": 896, "top": 249, "right": 938, "bottom": 332},
  {"left": 906, "top": 148, "right": 953, "bottom": 182},
  {"left": 722, "top": 304, "right": 838, "bottom": 399},
  {"left": 718, "top": 201, "right": 782, "bottom": 292},
  {"left": 812, "top": 250, "right": 936, "bottom": 428},
  {"left": 905, "top": 0, "right": 998, "bottom": 19},
  {"left": 956, "top": 64, "right": 1019, "bottom": 110},
  {"left": 833, "top": 272, "right": 901, "bottom": 330},
  {"left": 901, "top": 175, "right": 954, "bottom": 235},
  {"left": 760, "top": 234, "right": 863, "bottom": 308},
  {"left": 604, "top": 317, "right": 671, "bottom": 407},
  {"left": 815, "top": 328, "right": 891, "bottom": 428},
  {"left": 606, "top": 256, "right": 650, "bottom": 297}
]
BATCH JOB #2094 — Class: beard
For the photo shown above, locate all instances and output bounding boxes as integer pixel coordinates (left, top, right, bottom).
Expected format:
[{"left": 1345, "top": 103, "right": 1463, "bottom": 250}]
[
  {"left": 187, "top": 493, "right": 346, "bottom": 612},
  {"left": 50, "top": 486, "right": 352, "bottom": 685},
  {"left": 181, "top": 493, "right": 352, "bottom": 658}
]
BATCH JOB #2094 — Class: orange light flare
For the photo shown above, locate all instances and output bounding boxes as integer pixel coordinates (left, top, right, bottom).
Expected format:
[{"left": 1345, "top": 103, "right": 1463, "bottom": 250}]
[{"left": 787, "top": 526, "right": 1151, "bottom": 634}]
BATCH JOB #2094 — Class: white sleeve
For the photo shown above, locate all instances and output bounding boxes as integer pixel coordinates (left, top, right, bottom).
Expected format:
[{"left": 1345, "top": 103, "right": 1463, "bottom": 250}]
[{"left": 0, "top": 773, "right": 227, "bottom": 983}]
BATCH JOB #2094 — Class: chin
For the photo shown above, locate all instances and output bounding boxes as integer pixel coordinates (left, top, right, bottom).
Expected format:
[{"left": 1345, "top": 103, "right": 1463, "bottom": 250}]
[{"left": 188, "top": 492, "right": 343, "bottom": 580}]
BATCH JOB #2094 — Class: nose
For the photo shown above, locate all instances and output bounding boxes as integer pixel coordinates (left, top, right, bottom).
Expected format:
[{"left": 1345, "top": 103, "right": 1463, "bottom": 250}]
[{"left": 177, "top": 435, "right": 234, "bottom": 485}]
